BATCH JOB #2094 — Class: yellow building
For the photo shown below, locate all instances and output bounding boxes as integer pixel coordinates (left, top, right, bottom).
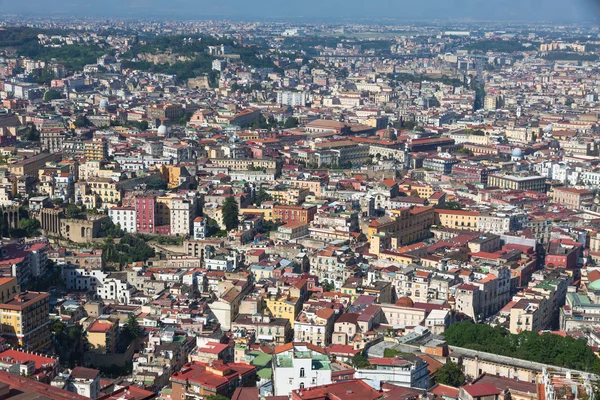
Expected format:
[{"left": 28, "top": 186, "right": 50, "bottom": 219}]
[
  {"left": 239, "top": 207, "right": 275, "bottom": 221},
  {"left": 88, "top": 319, "right": 118, "bottom": 353},
  {"left": 0, "top": 291, "right": 51, "bottom": 351},
  {"left": 264, "top": 292, "right": 302, "bottom": 328},
  {"left": 285, "top": 180, "right": 323, "bottom": 197},
  {"left": 160, "top": 165, "right": 189, "bottom": 189},
  {"left": 84, "top": 138, "right": 107, "bottom": 161},
  {"left": 399, "top": 183, "right": 433, "bottom": 199},
  {"left": 86, "top": 177, "right": 122, "bottom": 207},
  {"left": 267, "top": 187, "right": 309, "bottom": 206},
  {"left": 434, "top": 209, "right": 480, "bottom": 230},
  {"left": 0, "top": 277, "right": 19, "bottom": 304},
  {"left": 367, "top": 207, "right": 434, "bottom": 253}
]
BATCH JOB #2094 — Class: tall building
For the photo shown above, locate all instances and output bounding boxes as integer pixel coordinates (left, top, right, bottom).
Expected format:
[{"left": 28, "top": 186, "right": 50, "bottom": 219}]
[
  {"left": 277, "top": 91, "right": 308, "bottom": 107},
  {"left": 135, "top": 195, "right": 157, "bottom": 234},
  {"left": 147, "top": 104, "right": 183, "bottom": 122},
  {"left": 0, "top": 291, "right": 51, "bottom": 351},
  {"left": 84, "top": 138, "right": 107, "bottom": 161},
  {"left": 272, "top": 343, "right": 332, "bottom": 396}
]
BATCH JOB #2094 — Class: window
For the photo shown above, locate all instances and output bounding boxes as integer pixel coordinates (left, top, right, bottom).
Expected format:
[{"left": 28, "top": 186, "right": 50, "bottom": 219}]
[
  {"left": 300, "top": 368, "right": 305, "bottom": 378},
  {"left": 299, "top": 383, "right": 305, "bottom": 389}
]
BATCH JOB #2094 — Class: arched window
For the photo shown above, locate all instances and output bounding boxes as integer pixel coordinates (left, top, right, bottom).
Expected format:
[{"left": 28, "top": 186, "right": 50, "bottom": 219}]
[
  {"left": 300, "top": 368, "right": 305, "bottom": 378},
  {"left": 300, "top": 382, "right": 305, "bottom": 389}
]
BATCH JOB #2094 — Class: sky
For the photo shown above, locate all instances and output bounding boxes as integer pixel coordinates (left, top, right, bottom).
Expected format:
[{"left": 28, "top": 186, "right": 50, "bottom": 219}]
[{"left": 0, "top": 0, "right": 599, "bottom": 22}]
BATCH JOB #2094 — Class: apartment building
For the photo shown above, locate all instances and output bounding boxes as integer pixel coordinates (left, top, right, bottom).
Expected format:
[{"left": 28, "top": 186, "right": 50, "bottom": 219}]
[
  {"left": 487, "top": 174, "right": 546, "bottom": 192},
  {"left": 551, "top": 187, "right": 594, "bottom": 210},
  {"left": 0, "top": 291, "right": 51, "bottom": 351}
]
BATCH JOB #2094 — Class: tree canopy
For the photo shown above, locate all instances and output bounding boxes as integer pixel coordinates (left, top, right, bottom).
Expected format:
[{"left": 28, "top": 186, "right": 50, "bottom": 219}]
[
  {"left": 351, "top": 352, "right": 372, "bottom": 369},
  {"left": 222, "top": 196, "right": 239, "bottom": 231},
  {"left": 103, "top": 234, "right": 156, "bottom": 265},
  {"left": 443, "top": 321, "right": 600, "bottom": 374},
  {"left": 434, "top": 361, "right": 465, "bottom": 387}
]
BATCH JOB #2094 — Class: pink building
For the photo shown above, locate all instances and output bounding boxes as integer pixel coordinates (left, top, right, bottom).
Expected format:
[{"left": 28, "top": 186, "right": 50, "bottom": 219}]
[{"left": 135, "top": 195, "right": 157, "bottom": 233}]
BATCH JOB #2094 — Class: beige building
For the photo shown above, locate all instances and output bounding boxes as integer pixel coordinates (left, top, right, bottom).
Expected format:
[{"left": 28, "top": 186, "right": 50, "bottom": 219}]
[
  {"left": 209, "top": 158, "right": 277, "bottom": 171},
  {"left": 378, "top": 304, "right": 426, "bottom": 328},
  {"left": 294, "top": 307, "right": 336, "bottom": 347},
  {"left": 551, "top": 187, "right": 594, "bottom": 210},
  {"left": 434, "top": 209, "right": 480, "bottom": 230},
  {"left": 487, "top": 175, "right": 546, "bottom": 192},
  {"left": 509, "top": 298, "right": 548, "bottom": 334}
]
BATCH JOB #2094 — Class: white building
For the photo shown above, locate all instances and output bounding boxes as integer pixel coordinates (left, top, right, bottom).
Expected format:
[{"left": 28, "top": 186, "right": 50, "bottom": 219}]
[
  {"left": 277, "top": 91, "right": 308, "bottom": 107},
  {"left": 272, "top": 343, "right": 332, "bottom": 396},
  {"left": 108, "top": 207, "right": 137, "bottom": 233},
  {"left": 67, "top": 367, "right": 101, "bottom": 399},
  {"left": 193, "top": 217, "right": 208, "bottom": 240},
  {"left": 170, "top": 196, "right": 197, "bottom": 236},
  {"left": 355, "top": 354, "right": 429, "bottom": 389},
  {"left": 62, "top": 265, "right": 108, "bottom": 292},
  {"left": 96, "top": 277, "right": 134, "bottom": 304},
  {"left": 204, "top": 255, "right": 236, "bottom": 271}
]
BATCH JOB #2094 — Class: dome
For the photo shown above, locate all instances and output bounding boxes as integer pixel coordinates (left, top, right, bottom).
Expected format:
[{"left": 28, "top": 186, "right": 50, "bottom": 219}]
[
  {"left": 157, "top": 124, "right": 168, "bottom": 135},
  {"left": 99, "top": 99, "right": 109, "bottom": 108},
  {"left": 590, "top": 279, "right": 600, "bottom": 291},
  {"left": 511, "top": 148, "right": 523, "bottom": 158},
  {"left": 395, "top": 296, "right": 414, "bottom": 308}
]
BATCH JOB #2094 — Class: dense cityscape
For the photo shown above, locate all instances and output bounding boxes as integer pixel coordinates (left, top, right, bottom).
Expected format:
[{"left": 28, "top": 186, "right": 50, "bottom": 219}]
[{"left": 0, "top": 10, "right": 599, "bottom": 400}]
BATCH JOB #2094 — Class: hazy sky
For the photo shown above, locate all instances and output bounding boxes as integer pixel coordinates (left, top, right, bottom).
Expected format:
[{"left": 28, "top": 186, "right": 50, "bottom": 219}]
[{"left": 0, "top": 0, "right": 599, "bottom": 22}]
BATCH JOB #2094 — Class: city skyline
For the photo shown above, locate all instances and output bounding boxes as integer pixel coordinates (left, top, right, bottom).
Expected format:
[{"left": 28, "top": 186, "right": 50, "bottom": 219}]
[{"left": 0, "top": 0, "right": 599, "bottom": 22}]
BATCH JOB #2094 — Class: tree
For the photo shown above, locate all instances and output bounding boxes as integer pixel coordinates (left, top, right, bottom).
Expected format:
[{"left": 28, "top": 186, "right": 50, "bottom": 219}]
[
  {"left": 443, "top": 321, "right": 600, "bottom": 374},
  {"left": 135, "top": 120, "right": 149, "bottom": 131},
  {"left": 123, "top": 315, "right": 143, "bottom": 340},
  {"left": 254, "top": 188, "right": 272, "bottom": 206},
  {"left": 222, "top": 196, "right": 239, "bottom": 231},
  {"left": 24, "top": 125, "right": 39, "bottom": 141},
  {"left": 43, "top": 90, "right": 62, "bottom": 101},
  {"left": 351, "top": 352, "right": 371, "bottom": 369},
  {"left": 101, "top": 219, "right": 124, "bottom": 238},
  {"left": 18, "top": 218, "right": 40, "bottom": 237},
  {"left": 434, "top": 361, "right": 465, "bottom": 387},
  {"left": 442, "top": 201, "right": 462, "bottom": 210},
  {"left": 206, "top": 396, "right": 229, "bottom": 400},
  {"left": 64, "top": 204, "right": 84, "bottom": 219},
  {"left": 283, "top": 117, "right": 299, "bottom": 129},
  {"left": 73, "top": 116, "right": 90, "bottom": 128}
]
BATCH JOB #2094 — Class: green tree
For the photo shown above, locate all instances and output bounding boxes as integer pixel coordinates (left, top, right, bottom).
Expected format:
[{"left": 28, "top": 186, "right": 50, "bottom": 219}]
[
  {"left": 254, "top": 188, "right": 272, "bottom": 206},
  {"left": 206, "top": 395, "right": 229, "bottom": 400},
  {"left": 24, "top": 125, "right": 40, "bottom": 141},
  {"left": 18, "top": 218, "right": 41, "bottom": 237},
  {"left": 351, "top": 352, "right": 371, "bottom": 369},
  {"left": 52, "top": 320, "right": 88, "bottom": 367},
  {"left": 101, "top": 219, "right": 124, "bottom": 238},
  {"left": 222, "top": 196, "right": 239, "bottom": 231},
  {"left": 284, "top": 117, "right": 299, "bottom": 129},
  {"left": 442, "top": 201, "right": 462, "bottom": 210},
  {"left": 384, "top": 348, "right": 404, "bottom": 357},
  {"left": 135, "top": 120, "right": 149, "bottom": 131},
  {"left": 43, "top": 90, "right": 62, "bottom": 101},
  {"left": 64, "top": 204, "right": 84, "bottom": 219},
  {"left": 73, "top": 116, "right": 90, "bottom": 128},
  {"left": 443, "top": 321, "right": 600, "bottom": 374},
  {"left": 123, "top": 315, "right": 143, "bottom": 339},
  {"left": 434, "top": 361, "right": 465, "bottom": 387}
]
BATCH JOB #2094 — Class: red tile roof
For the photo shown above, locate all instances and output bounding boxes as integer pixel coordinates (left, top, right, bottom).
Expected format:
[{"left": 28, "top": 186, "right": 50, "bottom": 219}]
[
  {"left": 171, "top": 361, "right": 256, "bottom": 390},
  {"left": 462, "top": 383, "right": 501, "bottom": 397}
]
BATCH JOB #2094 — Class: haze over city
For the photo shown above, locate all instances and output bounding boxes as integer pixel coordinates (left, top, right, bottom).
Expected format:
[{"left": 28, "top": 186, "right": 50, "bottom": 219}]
[{"left": 1, "top": 0, "right": 600, "bottom": 21}]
